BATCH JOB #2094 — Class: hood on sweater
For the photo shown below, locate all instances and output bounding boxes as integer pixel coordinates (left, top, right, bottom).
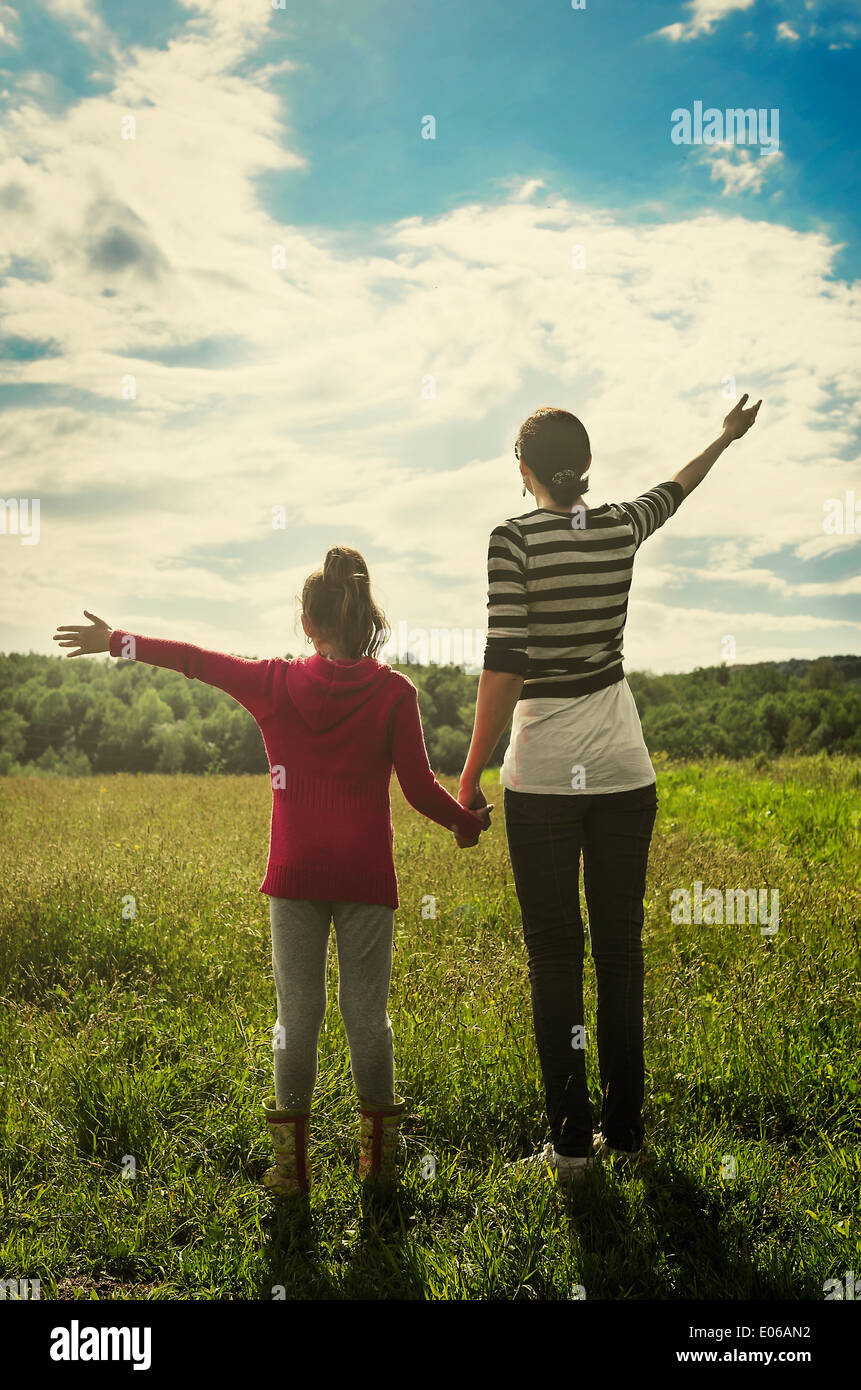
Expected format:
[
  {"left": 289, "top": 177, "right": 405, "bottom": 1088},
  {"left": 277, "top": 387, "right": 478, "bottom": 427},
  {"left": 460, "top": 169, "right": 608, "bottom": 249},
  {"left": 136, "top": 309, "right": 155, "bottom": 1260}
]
[{"left": 284, "top": 652, "right": 396, "bottom": 732}]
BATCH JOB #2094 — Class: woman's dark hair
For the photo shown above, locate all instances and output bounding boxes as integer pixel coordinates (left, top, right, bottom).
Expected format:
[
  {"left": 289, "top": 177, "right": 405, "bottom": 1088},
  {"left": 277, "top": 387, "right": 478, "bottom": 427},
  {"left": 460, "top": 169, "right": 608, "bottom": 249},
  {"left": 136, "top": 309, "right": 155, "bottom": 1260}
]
[
  {"left": 515, "top": 407, "right": 591, "bottom": 507},
  {"left": 301, "top": 545, "right": 389, "bottom": 659}
]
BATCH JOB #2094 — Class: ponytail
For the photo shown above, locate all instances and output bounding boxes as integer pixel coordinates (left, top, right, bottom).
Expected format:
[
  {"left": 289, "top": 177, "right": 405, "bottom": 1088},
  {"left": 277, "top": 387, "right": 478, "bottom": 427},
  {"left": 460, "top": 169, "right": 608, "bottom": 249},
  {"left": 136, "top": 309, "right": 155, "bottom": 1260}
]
[{"left": 301, "top": 545, "right": 389, "bottom": 659}]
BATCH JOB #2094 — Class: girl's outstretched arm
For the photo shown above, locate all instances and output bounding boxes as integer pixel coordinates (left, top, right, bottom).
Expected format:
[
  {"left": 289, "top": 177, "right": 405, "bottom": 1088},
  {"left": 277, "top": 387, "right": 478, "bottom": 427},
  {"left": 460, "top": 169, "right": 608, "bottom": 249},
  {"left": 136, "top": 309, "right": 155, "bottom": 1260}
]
[{"left": 53, "top": 611, "right": 279, "bottom": 721}]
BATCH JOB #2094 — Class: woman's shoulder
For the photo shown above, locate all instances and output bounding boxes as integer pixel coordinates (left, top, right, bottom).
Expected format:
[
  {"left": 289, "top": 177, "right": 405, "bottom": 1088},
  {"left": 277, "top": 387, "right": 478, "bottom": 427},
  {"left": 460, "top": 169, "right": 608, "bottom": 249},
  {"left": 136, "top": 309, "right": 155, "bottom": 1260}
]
[{"left": 489, "top": 515, "right": 529, "bottom": 546}]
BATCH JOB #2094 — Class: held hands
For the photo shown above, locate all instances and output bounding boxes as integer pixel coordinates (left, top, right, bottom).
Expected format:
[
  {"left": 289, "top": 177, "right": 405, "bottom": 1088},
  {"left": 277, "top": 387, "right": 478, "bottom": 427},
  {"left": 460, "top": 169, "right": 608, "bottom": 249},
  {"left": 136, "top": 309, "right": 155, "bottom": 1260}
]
[
  {"left": 722, "top": 393, "right": 762, "bottom": 441},
  {"left": 450, "top": 777, "right": 493, "bottom": 849},
  {"left": 53, "top": 611, "right": 113, "bottom": 657},
  {"left": 452, "top": 803, "right": 493, "bottom": 848}
]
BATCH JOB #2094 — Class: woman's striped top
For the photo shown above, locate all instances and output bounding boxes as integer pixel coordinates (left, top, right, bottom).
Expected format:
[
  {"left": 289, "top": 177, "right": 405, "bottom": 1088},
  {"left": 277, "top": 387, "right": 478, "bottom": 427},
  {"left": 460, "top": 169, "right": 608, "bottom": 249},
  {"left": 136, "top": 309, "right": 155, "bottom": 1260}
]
[{"left": 483, "top": 481, "right": 685, "bottom": 699}]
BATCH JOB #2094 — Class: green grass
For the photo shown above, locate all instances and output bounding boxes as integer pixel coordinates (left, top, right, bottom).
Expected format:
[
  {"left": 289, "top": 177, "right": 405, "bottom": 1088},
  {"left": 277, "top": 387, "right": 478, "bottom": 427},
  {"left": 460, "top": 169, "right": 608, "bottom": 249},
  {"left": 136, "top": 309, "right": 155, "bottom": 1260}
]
[{"left": 1, "top": 755, "right": 859, "bottom": 1299}]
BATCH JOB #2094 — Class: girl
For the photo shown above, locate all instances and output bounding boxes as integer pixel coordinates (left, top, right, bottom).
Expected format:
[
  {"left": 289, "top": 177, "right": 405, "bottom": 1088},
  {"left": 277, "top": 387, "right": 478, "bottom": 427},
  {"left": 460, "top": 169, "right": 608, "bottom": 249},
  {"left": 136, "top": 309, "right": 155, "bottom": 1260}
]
[
  {"left": 457, "top": 394, "right": 762, "bottom": 1188},
  {"left": 53, "top": 545, "right": 490, "bottom": 1196}
]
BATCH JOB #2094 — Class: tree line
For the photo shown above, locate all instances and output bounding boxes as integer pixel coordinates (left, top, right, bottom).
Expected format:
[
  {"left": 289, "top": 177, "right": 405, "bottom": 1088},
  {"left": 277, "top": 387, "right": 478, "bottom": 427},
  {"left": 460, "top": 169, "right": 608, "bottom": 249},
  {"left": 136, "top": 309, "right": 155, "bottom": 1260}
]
[{"left": 0, "top": 650, "right": 858, "bottom": 777}]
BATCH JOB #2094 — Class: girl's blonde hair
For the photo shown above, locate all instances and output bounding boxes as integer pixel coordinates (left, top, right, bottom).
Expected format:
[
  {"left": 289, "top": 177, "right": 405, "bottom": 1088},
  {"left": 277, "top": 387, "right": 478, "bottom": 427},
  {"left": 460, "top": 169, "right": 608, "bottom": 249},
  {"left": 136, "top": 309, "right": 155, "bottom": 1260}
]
[{"left": 301, "top": 545, "right": 389, "bottom": 659}]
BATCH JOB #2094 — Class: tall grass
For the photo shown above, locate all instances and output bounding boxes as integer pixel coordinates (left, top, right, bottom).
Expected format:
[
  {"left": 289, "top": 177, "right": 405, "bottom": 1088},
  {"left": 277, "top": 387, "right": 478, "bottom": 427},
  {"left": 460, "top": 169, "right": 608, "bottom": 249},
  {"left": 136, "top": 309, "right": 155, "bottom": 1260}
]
[{"left": 1, "top": 756, "right": 859, "bottom": 1299}]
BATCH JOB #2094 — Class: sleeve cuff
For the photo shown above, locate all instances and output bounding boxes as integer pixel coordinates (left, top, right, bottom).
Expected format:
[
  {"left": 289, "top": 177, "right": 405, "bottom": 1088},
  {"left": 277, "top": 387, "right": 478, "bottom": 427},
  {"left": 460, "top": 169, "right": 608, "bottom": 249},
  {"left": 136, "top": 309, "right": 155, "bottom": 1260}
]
[{"left": 483, "top": 650, "right": 528, "bottom": 676}]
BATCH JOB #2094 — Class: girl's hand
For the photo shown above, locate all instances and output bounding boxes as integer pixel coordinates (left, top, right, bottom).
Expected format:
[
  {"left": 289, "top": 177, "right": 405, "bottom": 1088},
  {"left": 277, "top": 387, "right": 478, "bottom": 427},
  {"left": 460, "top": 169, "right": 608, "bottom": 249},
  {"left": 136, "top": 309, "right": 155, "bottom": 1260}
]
[
  {"left": 452, "top": 803, "right": 493, "bottom": 848},
  {"left": 53, "top": 611, "right": 113, "bottom": 657},
  {"left": 722, "top": 393, "right": 762, "bottom": 441}
]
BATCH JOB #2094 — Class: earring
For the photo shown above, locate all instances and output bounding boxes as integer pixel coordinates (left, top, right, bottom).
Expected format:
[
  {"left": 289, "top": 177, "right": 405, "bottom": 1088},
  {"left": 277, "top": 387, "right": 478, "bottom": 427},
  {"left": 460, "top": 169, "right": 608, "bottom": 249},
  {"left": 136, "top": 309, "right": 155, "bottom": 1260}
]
[{"left": 522, "top": 483, "right": 527, "bottom": 496}]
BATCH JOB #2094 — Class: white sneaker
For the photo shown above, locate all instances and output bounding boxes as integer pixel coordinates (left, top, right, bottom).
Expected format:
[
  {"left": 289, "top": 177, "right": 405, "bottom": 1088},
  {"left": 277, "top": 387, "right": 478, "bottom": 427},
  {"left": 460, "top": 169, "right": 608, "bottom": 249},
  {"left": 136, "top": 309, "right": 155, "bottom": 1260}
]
[
  {"left": 507, "top": 1141, "right": 594, "bottom": 1187},
  {"left": 592, "top": 1131, "right": 644, "bottom": 1163}
]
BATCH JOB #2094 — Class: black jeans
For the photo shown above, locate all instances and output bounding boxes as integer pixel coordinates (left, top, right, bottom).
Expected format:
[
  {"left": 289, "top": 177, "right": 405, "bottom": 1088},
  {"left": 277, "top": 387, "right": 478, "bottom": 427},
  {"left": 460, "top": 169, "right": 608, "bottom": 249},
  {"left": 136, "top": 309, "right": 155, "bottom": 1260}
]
[{"left": 503, "top": 781, "right": 658, "bottom": 1157}]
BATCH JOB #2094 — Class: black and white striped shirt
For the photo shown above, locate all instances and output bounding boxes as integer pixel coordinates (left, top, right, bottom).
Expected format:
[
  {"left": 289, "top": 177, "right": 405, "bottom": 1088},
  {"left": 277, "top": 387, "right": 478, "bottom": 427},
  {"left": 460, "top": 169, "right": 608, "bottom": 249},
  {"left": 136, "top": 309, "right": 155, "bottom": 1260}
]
[{"left": 483, "top": 481, "right": 685, "bottom": 699}]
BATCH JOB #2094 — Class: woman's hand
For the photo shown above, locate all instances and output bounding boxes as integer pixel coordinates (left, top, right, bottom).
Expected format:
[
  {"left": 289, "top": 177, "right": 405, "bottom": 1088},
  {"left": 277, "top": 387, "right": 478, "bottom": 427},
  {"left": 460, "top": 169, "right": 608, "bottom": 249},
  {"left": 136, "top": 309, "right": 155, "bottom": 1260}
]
[
  {"left": 722, "top": 393, "right": 762, "bottom": 441},
  {"left": 453, "top": 776, "right": 491, "bottom": 846},
  {"left": 458, "top": 776, "right": 487, "bottom": 813},
  {"left": 53, "top": 611, "right": 113, "bottom": 657}
]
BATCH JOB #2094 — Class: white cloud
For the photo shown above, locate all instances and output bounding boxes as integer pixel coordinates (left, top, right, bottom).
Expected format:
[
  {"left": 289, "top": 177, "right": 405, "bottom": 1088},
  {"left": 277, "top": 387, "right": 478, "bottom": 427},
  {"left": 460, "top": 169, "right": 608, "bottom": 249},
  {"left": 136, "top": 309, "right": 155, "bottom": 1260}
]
[
  {"left": 40, "top": 0, "right": 112, "bottom": 50},
  {"left": 651, "top": 0, "right": 756, "bottom": 43},
  {"left": 626, "top": 597, "right": 851, "bottom": 666},
  {"left": 700, "top": 142, "right": 784, "bottom": 195},
  {"left": 510, "top": 178, "right": 546, "bottom": 202},
  {"left": 776, "top": 21, "right": 800, "bottom": 41},
  {"left": 0, "top": 2, "right": 19, "bottom": 47},
  {"left": 643, "top": 562, "right": 861, "bottom": 599},
  {"left": 0, "top": 2, "right": 859, "bottom": 674},
  {"left": 826, "top": 22, "right": 859, "bottom": 50}
]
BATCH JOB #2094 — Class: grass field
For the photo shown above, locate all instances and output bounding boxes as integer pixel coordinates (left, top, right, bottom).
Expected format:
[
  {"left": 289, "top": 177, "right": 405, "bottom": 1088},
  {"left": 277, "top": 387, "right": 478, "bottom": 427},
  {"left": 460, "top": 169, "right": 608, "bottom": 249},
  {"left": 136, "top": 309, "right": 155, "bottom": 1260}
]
[{"left": 1, "top": 756, "right": 859, "bottom": 1300}]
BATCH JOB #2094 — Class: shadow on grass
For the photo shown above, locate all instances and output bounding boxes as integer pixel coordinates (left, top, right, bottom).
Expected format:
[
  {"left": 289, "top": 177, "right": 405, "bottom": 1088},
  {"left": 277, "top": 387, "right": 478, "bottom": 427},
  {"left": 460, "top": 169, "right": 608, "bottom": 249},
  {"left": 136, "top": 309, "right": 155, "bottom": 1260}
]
[
  {"left": 256, "top": 1177, "right": 426, "bottom": 1300},
  {"left": 251, "top": 1139, "right": 824, "bottom": 1300},
  {"left": 566, "top": 1155, "right": 817, "bottom": 1299}
]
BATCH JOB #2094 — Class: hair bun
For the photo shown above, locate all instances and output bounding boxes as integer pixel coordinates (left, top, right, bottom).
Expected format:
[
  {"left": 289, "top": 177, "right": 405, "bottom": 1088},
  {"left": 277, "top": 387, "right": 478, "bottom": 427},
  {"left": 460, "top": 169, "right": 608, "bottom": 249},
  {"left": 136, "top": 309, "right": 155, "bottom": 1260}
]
[
  {"left": 323, "top": 546, "right": 369, "bottom": 589},
  {"left": 551, "top": 469, "right": 579, "bottom": 485}
]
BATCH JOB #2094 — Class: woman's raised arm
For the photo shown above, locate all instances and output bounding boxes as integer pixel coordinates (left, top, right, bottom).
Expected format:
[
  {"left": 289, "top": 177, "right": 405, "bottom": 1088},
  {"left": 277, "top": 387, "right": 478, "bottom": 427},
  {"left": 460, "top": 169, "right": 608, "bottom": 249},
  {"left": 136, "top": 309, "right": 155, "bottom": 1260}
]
[{"left": 672, "top": 393, "right": 762, "bottom": 498}]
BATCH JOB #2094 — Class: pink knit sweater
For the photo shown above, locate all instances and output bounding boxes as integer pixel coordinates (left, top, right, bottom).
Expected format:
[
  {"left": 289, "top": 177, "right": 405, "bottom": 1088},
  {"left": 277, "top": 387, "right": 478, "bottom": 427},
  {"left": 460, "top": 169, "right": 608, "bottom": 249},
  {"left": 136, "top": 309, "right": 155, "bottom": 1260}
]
[{"left": 108, "top": 630, "right": 484, "bottom": 908}]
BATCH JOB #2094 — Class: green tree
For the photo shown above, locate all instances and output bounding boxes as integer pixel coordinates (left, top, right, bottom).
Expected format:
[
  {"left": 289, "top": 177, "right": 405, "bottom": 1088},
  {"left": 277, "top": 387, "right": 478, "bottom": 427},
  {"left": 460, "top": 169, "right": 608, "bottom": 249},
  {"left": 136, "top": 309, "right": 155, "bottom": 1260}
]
[
  {"left": 429, "top": 724, "right": 470, "bottom": 775},
  {"left": 30, "top": 688, "right": 72, "bottom": 754},
  {"left": 802, "top": 658, "right": 844, "bottom": 691},
  {"left": 785, "top": 714, "right": 814, "bottom": 754},
  {"left": 0, "top": 708, "right": 27, "bottom": 760},
  {"left": 757, "top": 694, "right": 792, "bottom": 754}
]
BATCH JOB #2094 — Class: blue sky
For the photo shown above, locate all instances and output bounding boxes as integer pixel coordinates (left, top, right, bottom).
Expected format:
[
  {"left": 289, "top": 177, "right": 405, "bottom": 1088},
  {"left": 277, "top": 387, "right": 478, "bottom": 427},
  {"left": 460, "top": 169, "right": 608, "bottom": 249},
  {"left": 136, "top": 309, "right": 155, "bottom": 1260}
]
[{"left": 1, "top": 0, "right": 859, "bottom": 672}]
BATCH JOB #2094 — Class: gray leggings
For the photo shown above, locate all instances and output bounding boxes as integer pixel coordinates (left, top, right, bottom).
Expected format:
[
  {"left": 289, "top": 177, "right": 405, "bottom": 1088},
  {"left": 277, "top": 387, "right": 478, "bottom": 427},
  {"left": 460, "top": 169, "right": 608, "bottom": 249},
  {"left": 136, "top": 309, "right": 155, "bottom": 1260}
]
[{"left": 269, "top": 897, "right": 396, "bottom": 1111}]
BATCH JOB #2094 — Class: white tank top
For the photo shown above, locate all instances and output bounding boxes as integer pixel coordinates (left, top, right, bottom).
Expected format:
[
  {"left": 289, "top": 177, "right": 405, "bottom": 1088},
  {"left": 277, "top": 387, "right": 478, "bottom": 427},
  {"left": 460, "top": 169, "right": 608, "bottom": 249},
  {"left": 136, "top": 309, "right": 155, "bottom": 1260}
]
[{"left": 500, "top": 678, "right": 656, "bottom": 795}]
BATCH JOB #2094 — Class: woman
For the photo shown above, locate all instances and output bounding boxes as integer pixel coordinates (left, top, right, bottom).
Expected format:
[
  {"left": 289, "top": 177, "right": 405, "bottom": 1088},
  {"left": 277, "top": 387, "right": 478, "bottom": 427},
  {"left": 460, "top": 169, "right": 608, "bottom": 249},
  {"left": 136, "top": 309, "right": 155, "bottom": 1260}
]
[{"left": 458, "top": 394, "right": 762, "bottom": 1186}]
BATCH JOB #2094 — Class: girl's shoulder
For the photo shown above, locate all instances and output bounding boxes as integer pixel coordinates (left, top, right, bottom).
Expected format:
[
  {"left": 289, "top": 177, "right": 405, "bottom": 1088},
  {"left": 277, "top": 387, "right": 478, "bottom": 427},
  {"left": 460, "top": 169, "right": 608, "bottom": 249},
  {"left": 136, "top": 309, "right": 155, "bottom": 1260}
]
[{"left": 379, "top": 665, "right": 418, "bottom": 699}]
